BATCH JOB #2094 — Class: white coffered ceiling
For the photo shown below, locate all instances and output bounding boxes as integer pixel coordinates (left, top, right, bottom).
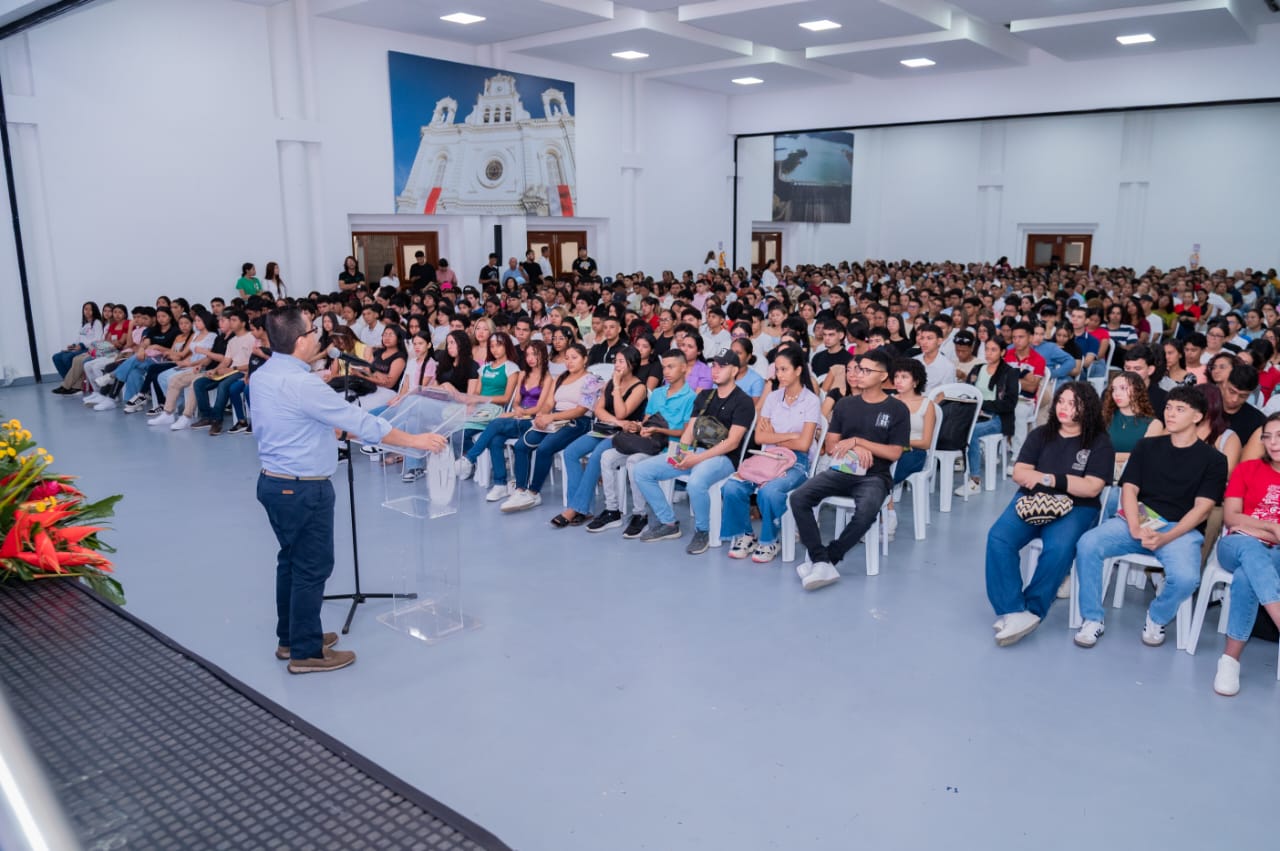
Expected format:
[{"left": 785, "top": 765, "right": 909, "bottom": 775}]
[{"left": 295, "top": 0, "right": 1276, "bottom": 94}]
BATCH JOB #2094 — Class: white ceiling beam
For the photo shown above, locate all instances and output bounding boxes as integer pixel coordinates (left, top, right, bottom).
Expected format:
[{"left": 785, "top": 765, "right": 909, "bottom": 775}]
[
  {"left": 677, "top": 0, "right": 808, "bottom": 23},
  {"left": 639, "top": 44, "right": 853, "bottom": 81},
  {"left": 956, "top": 14, "right": 1031, "bottom": 62},
  {"left": 879, "top": 0, "right": 951, "bottom": 31},
  {"left": 645, "top": 9, "right": 755, "bottom": 54},
  {"left": 309, "top": 0, "right": 366, "bottom": 15},
  {"left": 540, "top": 0, "right": 616, "bottom": 20},
  {"left": 499, "top": 8, "right": 754, "bottom": 57},
  {"left": 1010, "top": 0, "right": 1235, "bottom": 33}
]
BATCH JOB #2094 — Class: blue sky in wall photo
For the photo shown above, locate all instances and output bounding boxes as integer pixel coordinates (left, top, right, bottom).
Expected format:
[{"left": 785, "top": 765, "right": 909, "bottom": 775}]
[{"left": 387, "top": 51, "right": 576, "bottom": 194}]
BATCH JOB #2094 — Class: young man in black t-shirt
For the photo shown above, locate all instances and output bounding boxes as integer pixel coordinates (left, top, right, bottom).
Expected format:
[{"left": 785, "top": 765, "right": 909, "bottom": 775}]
[
  {"left": 1074, "top": 385, "right": 1228, "bottom": 648},
  {"left": 790, "top": 349, "right": 910, "bottom": 591},
  {"left": 631, "top": 351, "right": 754, "bottom": 554},
  {"left": 1221, "top": 362, "right": 1265, "bottom": 446},
  {"left": 810, "top": 321, "right": 852, "bottom": 381}
]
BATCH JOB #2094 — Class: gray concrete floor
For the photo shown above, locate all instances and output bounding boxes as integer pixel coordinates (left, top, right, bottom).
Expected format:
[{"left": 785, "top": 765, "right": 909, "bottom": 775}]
[{"left": 3, "top": 382, "right": 1274, "bottom": 850}]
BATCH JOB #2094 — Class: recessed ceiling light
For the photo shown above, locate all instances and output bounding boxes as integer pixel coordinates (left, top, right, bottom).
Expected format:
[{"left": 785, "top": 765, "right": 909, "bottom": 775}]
[
  {"left": 900, "top": 57, "right": 936, "bottom": 68},
  {"left": 799, "top": 19, "right": 841, "bottom": 32},
  {"left": 440, "top": 12, "right": 485, "bottom": 25},
  {"left": 611, "top": 50, "right": 649, "bottom": 60},
  {"left": 1116, "top": 33, "right": 1156, "bottom": 45},
  {"left": 732, "top": 77, "right": 764, "bottom": 85}
]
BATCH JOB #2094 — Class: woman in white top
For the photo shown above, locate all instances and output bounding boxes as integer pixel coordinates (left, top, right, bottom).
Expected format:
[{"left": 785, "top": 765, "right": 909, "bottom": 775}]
[
  {"left": 52, "top": 302, "right": 104, "bottom": 382},
  {"left": 263, "top": 261, "right": 286, "bottom": 298},
  {"left": 884, "top": 358, "right": 938, "bottom": 540},
  {"left": 471, "top": 316, "right": 495, "bottom": 366},
  {"left": 722, "top": 347, "right": 820, "bottom": 563},
  {"left": 378, "top": 263, "right": 400, "bottom": 291}
]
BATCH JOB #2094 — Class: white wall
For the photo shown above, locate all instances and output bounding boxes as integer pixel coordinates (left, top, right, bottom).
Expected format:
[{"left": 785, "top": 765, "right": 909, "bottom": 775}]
[
  {"left": 736, "top": 102, "right": 1280, "bottom": 273},
  {"left": 0, "top": 0, "right": 733, "bottom": 380}
]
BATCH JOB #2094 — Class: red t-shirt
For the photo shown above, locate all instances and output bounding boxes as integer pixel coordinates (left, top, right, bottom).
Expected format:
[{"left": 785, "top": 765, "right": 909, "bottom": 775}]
[
  {"left": 1004, "top": 348, "right": 1047, "bottom": 400},
  {"left": 1224, "top": 459, "right": 1280, "bottom": 525},
  {"left": 1259, "top": 364, "right": 1280, "bottom": 404}
]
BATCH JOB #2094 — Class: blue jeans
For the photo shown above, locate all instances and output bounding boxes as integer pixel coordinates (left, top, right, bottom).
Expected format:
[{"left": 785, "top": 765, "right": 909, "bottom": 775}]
[
  {"left": 1075, "top": 516, "right": 1203, "bottom": 625},
  {"left": 195, "top": 375, "right": 240, "bottom": 422},
  {"left": 564, "top": 433, "right": 611, "bottom": 515},
  {"left": 138, "top": 362, "right": 176, "bottom": 404},
  {"left": 986, "top": 498, "right": 1100, "bottom": 618},
  {"left": 113, "top": 356, "right": 145, "bottom": 395},
  {"left": 53, "top": 344, "right": 85, "bottom": 378},
  {"left": 514, "top": 417, "right": 590, "bottom": 493},
  {"left": 633, "top": 452, "right": 735, "bottom": 531},
  {"left": 227, "top": 378, "right": 249, "bottom": 421},
  {"left": 1216, "top": 533, "right": 1280, "bottom": 641},
  {"left": 967, "top": 417, "right": 1004, "bottom": 479},
  {"left": 892, "top": 448, "right": 927, "bottom": 485},
  {"left": 464, "top": 417, "right": 531, "bottom": 485},
  {"left": 721, "top": 452, "right": 808, "bottom": 544},
  {"left": 256, "top": 473, "right": 335, "bottom": 660}
]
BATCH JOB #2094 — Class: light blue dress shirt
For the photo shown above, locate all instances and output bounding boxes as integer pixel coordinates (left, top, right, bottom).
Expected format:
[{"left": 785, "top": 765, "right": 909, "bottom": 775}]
[
  {"left": 735, "top": 369, "right": 766, "bottom": 399},
  {"left": 1034, "top": 341, "right": 1078, "bottom": 382},
  {"left": 252, "top": 354, "right": 393, "bottom": 478}
]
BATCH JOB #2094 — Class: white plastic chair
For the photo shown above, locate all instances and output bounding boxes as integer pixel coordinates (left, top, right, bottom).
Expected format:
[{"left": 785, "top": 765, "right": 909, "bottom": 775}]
[
  {"left": 894, "top": 400, "right": 941, "bottom": 540},
  {"left": 1186, "top": 546, "right": 1280, "bottom": 678},
  {"left": 1068, "top": 552, "right": 1193, "bottom": 649},
  {"left": 778, "top": 428, "right": 835, "bottom": 564},
  {"left": 587, "top": 364, "right": 615, "bottom": 382},
  {"left": 780, "top": 460, "right": 896, "bottom": 577},
  {"left": 978, "top": 432, "right": 1007, "bottom": 488},
  {"left": 929, "top": 383, "right": 981, "bottom": 512}
]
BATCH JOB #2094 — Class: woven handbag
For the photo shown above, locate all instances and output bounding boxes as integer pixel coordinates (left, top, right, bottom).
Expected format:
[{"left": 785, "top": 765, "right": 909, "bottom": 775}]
[{"left": 1014, "top": 491, "right": 1074, "bottom": 526}]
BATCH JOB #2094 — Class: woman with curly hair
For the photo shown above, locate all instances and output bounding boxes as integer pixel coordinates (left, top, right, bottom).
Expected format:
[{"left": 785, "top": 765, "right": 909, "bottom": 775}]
[
  {"left": 983, "top": 381, "right": 1115, "bottom": 647},
  {"left": 1100, "top": 370, "right": 1164, "bottom": 515}
]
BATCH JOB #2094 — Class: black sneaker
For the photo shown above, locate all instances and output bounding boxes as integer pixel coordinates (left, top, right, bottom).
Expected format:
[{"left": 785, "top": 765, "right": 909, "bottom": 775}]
[
  {"left": 209, "top": 421, "right": 224, "bottom": 436},
  {"left": 622, "top": 514, "right": 648, "bottom": 539},
  {"left": 228, "top": 420, "right": 250, "bottom": 435},
  {"left": 51, "top": 387, "right": 77, "bottom": 395},
  {"left": 191, "top": 418, "right": 214, "bottom": 430},
  {"left": 586, "top": 510, "right": 623, "bottom": 533}
]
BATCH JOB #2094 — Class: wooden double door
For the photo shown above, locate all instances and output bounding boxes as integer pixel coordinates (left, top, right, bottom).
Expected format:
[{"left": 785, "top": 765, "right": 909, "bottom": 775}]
[
  {"left": 1025, "top": 234, "right": 1091, "bottom": 271},
  {"left": 351, "top": 231, "right": 440, "bottom": 287},
  {"left": 527, "top": 230, "right": 587, "bottom": 279}
]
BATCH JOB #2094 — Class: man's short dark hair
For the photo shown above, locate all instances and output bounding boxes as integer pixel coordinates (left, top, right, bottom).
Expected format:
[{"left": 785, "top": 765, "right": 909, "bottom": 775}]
[
  {"left": 1166, "top": 384, "right": 1208, "bottom": 416},
  {"left": 1012, "top": 321, "right": 1034, "bottom": 335},
  {"left": 659, "top": 349, "right": 685, "bottom": 363},
  {"left": 1227, "top": 363, "right": 1260, "bottom": 394},
  {"left": 917, "top": 323, "right": 943, "bottom": 338},
  {"left": 265, "top": 307, "right": 308, "bottom": 355},
  {"left": 860, "top": 348, "right": 894, "bottom": 373},
  {"left": 1123, "top": 343, "right": 1156, "bottom": 368},
  {"left": 226, "top": 308, "right": 249, "bottom": 325}
]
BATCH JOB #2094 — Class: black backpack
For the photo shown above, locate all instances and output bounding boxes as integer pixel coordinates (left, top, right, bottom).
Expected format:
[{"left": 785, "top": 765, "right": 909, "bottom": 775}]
[{"left": 934, "top": 399, "right": 978, "bottom": 452}]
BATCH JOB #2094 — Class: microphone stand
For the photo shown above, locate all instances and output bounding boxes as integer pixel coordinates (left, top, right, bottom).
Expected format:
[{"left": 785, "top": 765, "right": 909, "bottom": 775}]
[{"left": 324, "top": 372, "right": 416, "bottom": 634}]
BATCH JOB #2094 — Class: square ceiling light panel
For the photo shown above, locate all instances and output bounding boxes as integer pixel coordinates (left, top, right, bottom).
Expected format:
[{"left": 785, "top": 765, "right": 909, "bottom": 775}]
[
  {"left": 679, "top": 0, "right": 948, "bottom": 51},
  {"left": 809, "top": 32, "right": 1022, "bottom": 77},
  {"left": 1010, "top": 1, "right": 1252, "bottom": 61},
  {"left": 953, "top": 0, "right": 1191, "bottom": 26},
  {"left": 317, "top": 0, "right": 611, "bottom": 43},
  {"left": 654, "top": 59, "right": 850, "bottom": 94},
  {"left": 513, "top": 25, "right": 750, "bottom": 72}
]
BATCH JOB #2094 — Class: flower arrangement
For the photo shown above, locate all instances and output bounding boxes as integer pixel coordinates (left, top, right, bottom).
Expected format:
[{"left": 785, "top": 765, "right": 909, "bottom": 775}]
[{"left": 0, "top": 418, "right": 124, "bottom": 604}]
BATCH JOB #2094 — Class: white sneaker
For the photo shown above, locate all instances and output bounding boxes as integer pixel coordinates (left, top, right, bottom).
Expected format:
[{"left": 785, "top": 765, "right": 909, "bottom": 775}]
[
  {"left": 1213, "top": 654, "right": 1241, "bottom": 697},
  {"left": 750, "top": 541, "right": 781, "bottom": 563},
  {"left": 954, "top": 479, "right": 982, "bottom": 497},
  {"left": 485, "top": 484, "right": 509, "bottom": 502},
  {"left": 123, "top": 396, "right": 148, "bottom": 413},
  {"left": 801, "top": 561, "right": 840, "bottom": 591},
  {"left": 83, "top": 392, "right": 104, "bottom": 405},
  {"left": 359, "top": 444, "right": 383, "bottom": 456},
  {"left": 993, "top": 616, "right": 1007, "bottom": 631},
  {"left": 1141, "top": 612, "right": 1167, "bottom": 647},
  {"left": 147, "top": 412, "right": 175, "bottom": 427},
  {"left": 1074, "top": 620, "right": 1105, "bottom": 648},
  {"left": 994, "top": 611, "right": 1041, "bottom": 646},
  {"left": 455, "top": 457, "right": 474, "bottom": 480},
  {"left": 93, "top": 374, "right": 114, "bottom": 388},
  {"left": 884, "top": 509, "right": 898, "bottom": 542},
  {"left": 1057, "top": 577, "right": 1072, "bottom": 599},
  {"left": 796, "top": 560, "right": 813, "bottom": 580},
  {"left": 500, "top": 489, "right": 540, "bottom": 513},
  {"left": 92, "top": 398, "right": 117, "bottom": 411},
  {"left": 728, "top": 534, "right": 756, "bottom": 560},
  {"left": 170, "top": 415, "right": 192, "bottom": 431}
]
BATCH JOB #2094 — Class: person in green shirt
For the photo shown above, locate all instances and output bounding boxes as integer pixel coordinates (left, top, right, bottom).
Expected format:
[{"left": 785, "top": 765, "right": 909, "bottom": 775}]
[{"left": 236, "top": 262, "right": 262, "bottom": 298}]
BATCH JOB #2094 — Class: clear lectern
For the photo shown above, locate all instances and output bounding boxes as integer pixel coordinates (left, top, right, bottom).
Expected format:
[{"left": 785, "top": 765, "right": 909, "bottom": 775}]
[{"left": 372, "top": 388, "right": 481, "bottom": 643}]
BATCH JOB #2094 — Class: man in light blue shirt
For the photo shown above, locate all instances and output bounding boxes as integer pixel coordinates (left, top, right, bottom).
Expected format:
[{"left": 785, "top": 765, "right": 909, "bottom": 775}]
[
  {"left": 1032, "top": 323, "right": 1079, "bottom": 383},
  {"left": 254, "top": 308, "right": 445, "bottom": 674}
]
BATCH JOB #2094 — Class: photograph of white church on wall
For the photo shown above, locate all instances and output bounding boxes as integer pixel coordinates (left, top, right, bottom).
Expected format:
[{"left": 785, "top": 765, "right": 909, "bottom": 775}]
[{"left": 389, "top": 51, "right": 577, "bottom": 217}]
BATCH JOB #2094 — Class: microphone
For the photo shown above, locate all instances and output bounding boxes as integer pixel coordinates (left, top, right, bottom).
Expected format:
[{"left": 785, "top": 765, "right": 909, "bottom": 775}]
[{"left": 327, "top": 346, "right": 374, "bottom": 370}]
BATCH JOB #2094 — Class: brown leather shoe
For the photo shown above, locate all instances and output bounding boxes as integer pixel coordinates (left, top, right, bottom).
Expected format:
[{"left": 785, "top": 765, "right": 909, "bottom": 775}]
[
  {"left": 287, "top": 647, "right": 356, "bottom": 674},
  {"left": 275, "top": 631, "right": 339, "bottom": 661}
]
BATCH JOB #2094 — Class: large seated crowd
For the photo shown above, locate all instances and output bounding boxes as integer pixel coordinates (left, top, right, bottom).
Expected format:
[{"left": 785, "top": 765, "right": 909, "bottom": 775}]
[{"left": 45, "top": 249, "right": 1280, "bottom": 696}]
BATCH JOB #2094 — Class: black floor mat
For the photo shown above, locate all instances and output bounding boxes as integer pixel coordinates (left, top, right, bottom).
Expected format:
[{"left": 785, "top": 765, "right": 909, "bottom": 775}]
[{"left": 0, "top": 579, "right": 510, "bottom": 850}]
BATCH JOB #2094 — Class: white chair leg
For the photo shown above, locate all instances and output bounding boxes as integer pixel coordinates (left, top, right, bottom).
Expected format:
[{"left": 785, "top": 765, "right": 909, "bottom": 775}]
[
  {"left": 937, "top": 454, "right": 955, "bottom": 513},
  {"left": 475, "top": 452, "right": 492, "bottom": 488},
  {"left": 1175, "top": 596, "right": 1193, "bottom": 651},
  {"left": 867, "top": 514, "right": 881, "bottom": 576},
  {"left": 708, "top": 479, "right": 724, "bottom": 547},
  {"left": 911, "top": 475, "right": 928, "bottom": 540},
  {"left": 1187, "top": 575, "right": 1226, "bottom": 656},
  {"left": 781, "top": 509, "right": 797, "bottom": 562},
  {"left": 1216, "top": 587, "right": 1231, "bottom": 634},
  {"left": 1109, "top": 559, "right": 1128, "bottom": 609},
  {"left": 1068, "top": 565, "right": 1083, "bottom": 629}
]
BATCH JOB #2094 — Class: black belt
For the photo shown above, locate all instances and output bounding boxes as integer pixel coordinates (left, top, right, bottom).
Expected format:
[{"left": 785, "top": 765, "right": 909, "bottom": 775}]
[{"left": 261, "top": 470, "right": 330, "bottom": 481}]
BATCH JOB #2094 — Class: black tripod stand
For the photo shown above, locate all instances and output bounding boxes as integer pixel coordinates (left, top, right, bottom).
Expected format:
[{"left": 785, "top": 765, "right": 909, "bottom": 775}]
[{"left": 324, "top": 381, "right": 416, "bottom": 634}]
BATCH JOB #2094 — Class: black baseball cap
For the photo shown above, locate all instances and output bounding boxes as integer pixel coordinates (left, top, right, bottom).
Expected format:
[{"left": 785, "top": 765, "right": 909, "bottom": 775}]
[
  {"left": 953, "top": 330, "right": 976, "bottom": 347},
  {"left": 710, "top": 352, "right": 740, "bottom": 368}
]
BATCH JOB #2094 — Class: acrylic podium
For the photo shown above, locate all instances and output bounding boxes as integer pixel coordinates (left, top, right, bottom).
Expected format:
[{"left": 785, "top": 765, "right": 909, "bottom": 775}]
[{"left": 371, "top": 387, "right": 481, "bottom": 644}]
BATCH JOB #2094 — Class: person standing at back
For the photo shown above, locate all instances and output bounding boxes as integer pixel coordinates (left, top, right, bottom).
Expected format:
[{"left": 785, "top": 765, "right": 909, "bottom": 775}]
[{"left": 253, "top": 307, "right": 446, "bottom": 674}]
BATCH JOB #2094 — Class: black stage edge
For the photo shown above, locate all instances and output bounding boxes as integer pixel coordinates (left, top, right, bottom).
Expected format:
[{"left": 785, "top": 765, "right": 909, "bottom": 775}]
[{"left": 0, "top": 578, "right": 512, "bottom": 851}]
